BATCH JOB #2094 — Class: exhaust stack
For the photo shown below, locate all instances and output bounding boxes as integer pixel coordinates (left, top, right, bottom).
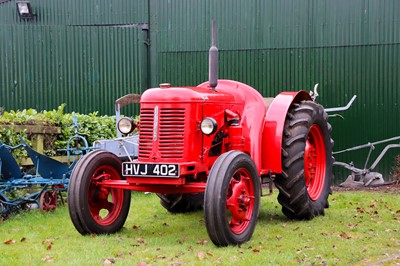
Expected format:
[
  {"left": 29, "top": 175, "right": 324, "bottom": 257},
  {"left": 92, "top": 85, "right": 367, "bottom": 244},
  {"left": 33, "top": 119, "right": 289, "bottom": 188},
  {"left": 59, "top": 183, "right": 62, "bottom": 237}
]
[{"left": 209, "top": 20, "right": 218, "bottom": 90}]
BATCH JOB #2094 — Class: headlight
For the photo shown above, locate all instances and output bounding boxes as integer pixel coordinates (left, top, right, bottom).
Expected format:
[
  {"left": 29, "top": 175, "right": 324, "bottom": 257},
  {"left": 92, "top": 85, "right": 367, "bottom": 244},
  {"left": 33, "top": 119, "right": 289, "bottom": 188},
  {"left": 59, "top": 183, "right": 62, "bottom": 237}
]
[
  {"left": 200, "top": 117, "right": 217, "bottom": 135},
  {"left": 117, "top": 117, "right": 136, "bottom": 134}
]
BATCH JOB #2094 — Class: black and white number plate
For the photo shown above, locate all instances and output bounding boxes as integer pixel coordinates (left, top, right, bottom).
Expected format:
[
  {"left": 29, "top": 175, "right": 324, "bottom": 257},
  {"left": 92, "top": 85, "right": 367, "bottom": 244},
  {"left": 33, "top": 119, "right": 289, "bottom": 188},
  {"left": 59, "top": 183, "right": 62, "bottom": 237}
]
[{"left": 122, "top": 162, "right": 179, "bottom": 178}]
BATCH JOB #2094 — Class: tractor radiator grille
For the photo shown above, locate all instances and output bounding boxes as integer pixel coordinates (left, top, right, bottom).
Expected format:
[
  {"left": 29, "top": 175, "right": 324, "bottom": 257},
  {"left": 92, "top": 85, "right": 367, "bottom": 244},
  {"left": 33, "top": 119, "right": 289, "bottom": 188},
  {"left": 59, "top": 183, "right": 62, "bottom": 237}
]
[{"left": 139, "top": 107, "right": 185, "bottom": 159}]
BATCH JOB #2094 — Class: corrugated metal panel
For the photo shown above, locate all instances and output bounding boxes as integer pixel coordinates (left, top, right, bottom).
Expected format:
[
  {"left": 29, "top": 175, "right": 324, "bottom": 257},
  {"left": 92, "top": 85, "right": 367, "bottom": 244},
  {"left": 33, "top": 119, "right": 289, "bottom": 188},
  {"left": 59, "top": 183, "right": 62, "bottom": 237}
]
[
  {"left": 0, "top": 24, "right": 145, "bottom": 115},
  {"left": 0, "top": 0, "right": 148, "bottom": 115},
  {"left": 0, "top": 0, "right": 148, "bottom": 25},
  {"left": 151, "top": 0, "right": 400, "bottom": 181}
]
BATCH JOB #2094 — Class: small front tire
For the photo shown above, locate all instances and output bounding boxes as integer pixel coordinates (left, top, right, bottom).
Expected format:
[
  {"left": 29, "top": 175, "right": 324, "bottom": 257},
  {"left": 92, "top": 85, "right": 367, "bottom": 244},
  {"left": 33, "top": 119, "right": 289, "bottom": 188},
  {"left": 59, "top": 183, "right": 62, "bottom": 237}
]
[
  {"left": 68, "top": 150, "right": 131, "bottom": 235},
  {"left": 204, "top": 151, "right": 260, "bottom": 246}
]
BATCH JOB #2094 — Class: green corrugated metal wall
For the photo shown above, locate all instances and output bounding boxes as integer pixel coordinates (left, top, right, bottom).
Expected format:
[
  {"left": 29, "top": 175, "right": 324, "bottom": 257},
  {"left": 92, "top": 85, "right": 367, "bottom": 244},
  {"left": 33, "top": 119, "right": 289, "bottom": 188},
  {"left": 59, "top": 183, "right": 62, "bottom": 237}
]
[
  {"left": 0, "top": 0, "right": 148, "bottom": 114},
  {"left": 150, "top": 0, "right": 400, "bottom": 181},
  {"left": 1, "top": 0, "right": 399, "bottom": 181}
]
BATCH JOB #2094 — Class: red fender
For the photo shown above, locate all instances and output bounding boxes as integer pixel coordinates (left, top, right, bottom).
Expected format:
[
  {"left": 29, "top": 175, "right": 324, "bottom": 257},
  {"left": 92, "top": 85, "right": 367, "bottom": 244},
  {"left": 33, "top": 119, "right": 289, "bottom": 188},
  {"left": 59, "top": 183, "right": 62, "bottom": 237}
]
[{"left": 261, "top": 90, "right": 312, "bottom": 175}]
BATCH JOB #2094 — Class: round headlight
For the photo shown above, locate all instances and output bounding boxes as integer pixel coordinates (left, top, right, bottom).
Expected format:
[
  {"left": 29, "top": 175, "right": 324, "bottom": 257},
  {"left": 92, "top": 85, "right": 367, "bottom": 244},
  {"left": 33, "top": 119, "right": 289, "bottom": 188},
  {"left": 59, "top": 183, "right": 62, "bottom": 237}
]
[
  {"left": 200, "top": 118, "right": 218, "bottom": 135},
  {"left": 118, "top": 117, "right": 136, "bottom": 134}
]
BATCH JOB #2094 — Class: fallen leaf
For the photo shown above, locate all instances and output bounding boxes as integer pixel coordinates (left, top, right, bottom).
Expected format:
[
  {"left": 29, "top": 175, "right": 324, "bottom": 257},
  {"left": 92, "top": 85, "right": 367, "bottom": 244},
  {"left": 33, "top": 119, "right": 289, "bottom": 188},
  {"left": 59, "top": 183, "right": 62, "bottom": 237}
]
[
  {"left": 163, "top": 222, "right": 169, "bottom": 226},
  {"left": 137, "top": 238, "right": 146, "bottom": 244},
  {"left": 198, "top": 251, "right": 205, "bottom": 260},
  {"left": 103, "top": 258, "right": 115, "bottom": 265},
  {"left": 41, "top": 255, "right": 53, "bottom": 263},
  {"left": 20, "top": 237, "right": 27, "bottom": 242},
  {"left": 132, "top": 225, "right": 139, "bottom": 230},
  {"left": 357, "top": 207, "right": 365, "bottom": 213},
  {"left": 339, "top": 232, "right": 352, "bottom": 239},
  {"left": 347, "top": 223, "right": 356, "bottom": 229},
  {"left": 4, "top": 239, "right": 16, "bottom": 245},
  {"left": 276, "top": 235, "right": 282, "bottom": 240},
  {"left": 157, "top": 255, "right": 166, "bottom": 259},
  {"left": 196, "top": 239, "right": 208, "bottom": 245},
  {"left": 252, "top": 249, "right": 260, "bottom": 253},
  {"left": 42, "top": 239, "right": 54, "bottom": 245},
  {"left": 46, "top": 244, "right": 52, "bottom": 250},
  {"left": 116, "top": 253, "right": 124, "bottom": 258},
  {"left": 206, "top": 252, "right": 213, "bottom": 257}
]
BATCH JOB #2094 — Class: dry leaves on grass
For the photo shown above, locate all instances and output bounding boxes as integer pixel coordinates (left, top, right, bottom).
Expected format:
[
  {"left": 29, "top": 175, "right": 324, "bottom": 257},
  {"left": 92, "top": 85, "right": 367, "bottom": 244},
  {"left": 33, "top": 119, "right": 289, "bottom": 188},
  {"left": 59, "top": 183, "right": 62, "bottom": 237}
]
[
  {"left": 339, "top": 232, "right": 352, "bottom": 239},
  {"left": 102, "top": 258, "right": 115, "bottom": 265},
  {"left": 42, "top": 255, "right": 54, "bottom": 263}
]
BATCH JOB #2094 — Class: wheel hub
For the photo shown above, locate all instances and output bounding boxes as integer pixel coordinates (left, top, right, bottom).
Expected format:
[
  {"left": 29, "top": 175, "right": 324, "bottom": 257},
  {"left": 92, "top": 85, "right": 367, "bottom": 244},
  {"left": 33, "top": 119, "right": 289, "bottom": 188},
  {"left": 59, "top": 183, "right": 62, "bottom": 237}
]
[
  {"left": 226, "top": 170, "right": 254, "bottom": 234},
  {"left": 304, "top": 125, "right": 326, "bottom": 200}
]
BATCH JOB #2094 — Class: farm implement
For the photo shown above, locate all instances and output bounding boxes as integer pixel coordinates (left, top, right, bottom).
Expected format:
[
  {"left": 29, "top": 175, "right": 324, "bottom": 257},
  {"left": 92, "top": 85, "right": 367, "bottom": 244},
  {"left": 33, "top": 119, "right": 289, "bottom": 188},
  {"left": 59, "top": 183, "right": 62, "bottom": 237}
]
[
  {"left": 334, "top": 136, "right": 400, "bottom": 187},
  {"left": 0, "top": 118, "right": 91, "bottom": 220}
]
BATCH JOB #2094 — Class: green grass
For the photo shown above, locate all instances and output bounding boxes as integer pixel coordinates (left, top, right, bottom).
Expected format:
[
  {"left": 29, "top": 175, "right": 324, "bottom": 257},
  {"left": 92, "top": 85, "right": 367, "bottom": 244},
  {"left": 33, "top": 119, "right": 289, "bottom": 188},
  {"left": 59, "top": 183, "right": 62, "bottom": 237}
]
[{"left": 1, "top": 191, "right": 399, "bottom": 265}]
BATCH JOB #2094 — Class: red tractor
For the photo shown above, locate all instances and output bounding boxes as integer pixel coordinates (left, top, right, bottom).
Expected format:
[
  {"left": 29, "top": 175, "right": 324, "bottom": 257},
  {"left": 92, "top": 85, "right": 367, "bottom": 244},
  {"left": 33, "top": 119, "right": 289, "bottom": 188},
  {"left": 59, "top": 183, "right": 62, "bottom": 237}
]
[{"left": 68, "top": 23, "right": 333, "bottom": 246}]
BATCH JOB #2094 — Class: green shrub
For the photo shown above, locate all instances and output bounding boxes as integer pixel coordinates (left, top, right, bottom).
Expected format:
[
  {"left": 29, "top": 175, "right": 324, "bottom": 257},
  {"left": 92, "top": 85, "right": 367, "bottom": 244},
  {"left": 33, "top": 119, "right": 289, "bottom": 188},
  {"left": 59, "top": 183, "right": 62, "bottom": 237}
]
[{"left": 0, "top": 105, "right": 117, "bottom": 160}]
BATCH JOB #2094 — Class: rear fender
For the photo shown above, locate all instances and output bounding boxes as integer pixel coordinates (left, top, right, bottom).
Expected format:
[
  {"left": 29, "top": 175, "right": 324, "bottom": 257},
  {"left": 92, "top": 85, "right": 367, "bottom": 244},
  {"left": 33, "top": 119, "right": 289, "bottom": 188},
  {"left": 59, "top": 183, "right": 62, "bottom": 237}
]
[{"left": 262, "top": 90, "right": 311, "bottom": 174}]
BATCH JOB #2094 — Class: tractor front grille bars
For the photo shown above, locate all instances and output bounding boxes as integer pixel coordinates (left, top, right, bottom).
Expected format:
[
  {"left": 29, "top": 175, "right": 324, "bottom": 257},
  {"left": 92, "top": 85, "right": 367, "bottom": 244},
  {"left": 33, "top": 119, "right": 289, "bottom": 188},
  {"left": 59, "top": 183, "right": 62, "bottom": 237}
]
[{"left": 139, "top": 107, "right": 185, "bottom": 159}]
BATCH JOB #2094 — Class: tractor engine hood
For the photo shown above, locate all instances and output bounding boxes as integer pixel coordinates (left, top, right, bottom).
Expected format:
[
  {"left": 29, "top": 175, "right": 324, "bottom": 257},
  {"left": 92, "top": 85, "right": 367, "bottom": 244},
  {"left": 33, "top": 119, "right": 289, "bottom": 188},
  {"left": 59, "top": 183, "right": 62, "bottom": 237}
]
[{"left": 139, "top": 79, "right": 267, "bottom": 173}]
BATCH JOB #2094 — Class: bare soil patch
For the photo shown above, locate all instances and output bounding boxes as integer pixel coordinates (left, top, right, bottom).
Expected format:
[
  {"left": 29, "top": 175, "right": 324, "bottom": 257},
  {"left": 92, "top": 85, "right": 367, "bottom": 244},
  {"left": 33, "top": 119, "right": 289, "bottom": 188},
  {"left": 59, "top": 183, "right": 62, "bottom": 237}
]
[{"left": 333, "top": 182, "right": 400, "bottom": 193}]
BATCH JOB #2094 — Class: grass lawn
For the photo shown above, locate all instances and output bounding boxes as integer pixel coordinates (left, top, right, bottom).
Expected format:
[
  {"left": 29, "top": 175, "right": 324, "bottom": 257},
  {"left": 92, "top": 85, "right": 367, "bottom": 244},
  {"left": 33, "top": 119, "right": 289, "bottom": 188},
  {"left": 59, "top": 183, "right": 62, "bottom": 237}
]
[{"left": 1, "top": 189, "right": 399, "bottom": 265}]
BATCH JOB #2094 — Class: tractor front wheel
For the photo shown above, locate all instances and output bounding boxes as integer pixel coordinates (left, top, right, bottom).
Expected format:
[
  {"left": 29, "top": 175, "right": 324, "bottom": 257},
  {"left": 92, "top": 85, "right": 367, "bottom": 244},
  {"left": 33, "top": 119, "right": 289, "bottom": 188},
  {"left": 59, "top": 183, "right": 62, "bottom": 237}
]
[
  {"left": 204, "top": 151, "right": 260, "bottom": 246},
  {"left": 68, "top": 150, "right": 131, "bottom": 235},
  {"left": 274, "top": 101, "right": 333, "bottom": 220}
]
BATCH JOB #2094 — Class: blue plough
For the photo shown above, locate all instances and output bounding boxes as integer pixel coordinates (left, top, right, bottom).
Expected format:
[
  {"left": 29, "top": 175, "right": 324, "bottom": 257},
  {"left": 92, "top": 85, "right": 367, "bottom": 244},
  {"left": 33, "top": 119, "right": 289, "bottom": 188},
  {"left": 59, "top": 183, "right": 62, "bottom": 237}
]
[{"left": 0, "top": 118, "right": 91, "bottom": 220}]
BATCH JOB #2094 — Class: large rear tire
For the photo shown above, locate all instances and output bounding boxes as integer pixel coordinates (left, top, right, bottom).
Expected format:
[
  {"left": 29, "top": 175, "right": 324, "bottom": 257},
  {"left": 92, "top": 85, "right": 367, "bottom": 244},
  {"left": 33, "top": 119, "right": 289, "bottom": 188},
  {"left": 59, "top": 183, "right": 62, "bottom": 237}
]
[
  {"left": 68, "top": 150, "right": 131, "bottom": 234},
  {"left": 156, "top": 193, "right": 204, "bottom": 213},
  {"left": 274, "top": 101, "right": 333, "bottom": 220},
  {"left": 204, "top": 151, "right": 260, "bottom": 246}
]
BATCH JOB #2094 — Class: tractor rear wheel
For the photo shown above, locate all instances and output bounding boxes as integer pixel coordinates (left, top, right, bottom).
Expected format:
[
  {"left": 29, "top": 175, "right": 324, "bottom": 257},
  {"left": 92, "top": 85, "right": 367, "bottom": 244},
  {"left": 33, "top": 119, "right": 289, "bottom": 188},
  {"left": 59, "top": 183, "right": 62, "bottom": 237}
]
[
  {"left": 274, "top": 101, "right": 333, "bottom": 220},
  {"left": 204, "top": 151, "right": 260, "bottom": 246},
  {"left": 68, "top": 150, "right": 131, "bottom": 234},
  {"left": 156, "top": 193, "right": 204, "bottom": 213}
]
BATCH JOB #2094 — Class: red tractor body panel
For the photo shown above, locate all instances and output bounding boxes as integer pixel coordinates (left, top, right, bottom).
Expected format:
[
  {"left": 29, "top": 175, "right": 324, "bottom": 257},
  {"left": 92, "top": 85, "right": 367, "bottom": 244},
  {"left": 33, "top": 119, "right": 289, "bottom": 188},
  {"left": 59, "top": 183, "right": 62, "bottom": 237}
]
[{"left": 262, "top": 90, "right": 312, "bottom": 174}]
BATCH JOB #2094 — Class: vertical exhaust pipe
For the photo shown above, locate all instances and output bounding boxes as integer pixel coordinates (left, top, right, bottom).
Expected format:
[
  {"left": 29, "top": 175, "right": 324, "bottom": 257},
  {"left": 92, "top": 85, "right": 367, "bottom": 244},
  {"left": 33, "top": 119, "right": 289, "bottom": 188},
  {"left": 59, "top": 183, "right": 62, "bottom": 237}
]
[{"left": 209, "top": 20, "right": 218, "bottom": 90}]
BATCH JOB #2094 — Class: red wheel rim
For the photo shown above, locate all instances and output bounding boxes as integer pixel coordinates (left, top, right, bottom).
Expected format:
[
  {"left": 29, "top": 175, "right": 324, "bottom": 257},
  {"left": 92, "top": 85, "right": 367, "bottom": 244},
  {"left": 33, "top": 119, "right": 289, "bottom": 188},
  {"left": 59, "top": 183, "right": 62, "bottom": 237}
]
[
  {"left": 304, "top": 125, "right": 326, "bottom": 200},
  {"left": 226, "top": 168, "right": 255, "bottom": 234},
  {"left": 88, "top": 165, "right": 125, "bottom": 226},
  {"left": 40, "top": 191, "right": 57, "bottom": 212}
]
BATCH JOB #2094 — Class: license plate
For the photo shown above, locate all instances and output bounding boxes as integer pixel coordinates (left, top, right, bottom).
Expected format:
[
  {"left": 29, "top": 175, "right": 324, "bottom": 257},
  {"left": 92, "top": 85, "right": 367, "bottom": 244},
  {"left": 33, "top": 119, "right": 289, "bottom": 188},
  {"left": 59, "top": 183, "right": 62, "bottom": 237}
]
[{"left": 122, "top": 163, "right": 179, "bottom": 178}]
